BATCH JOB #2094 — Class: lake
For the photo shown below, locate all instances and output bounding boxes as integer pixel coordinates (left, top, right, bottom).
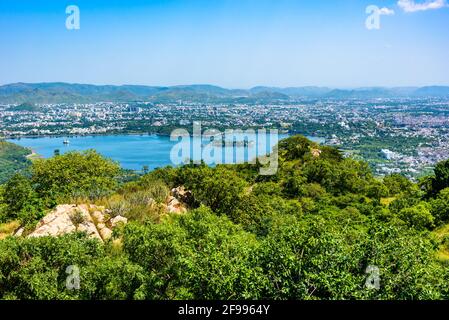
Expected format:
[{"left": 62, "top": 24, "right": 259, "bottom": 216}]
[{"left": 8, "top": 134, "right": 324, "bottom": 171}]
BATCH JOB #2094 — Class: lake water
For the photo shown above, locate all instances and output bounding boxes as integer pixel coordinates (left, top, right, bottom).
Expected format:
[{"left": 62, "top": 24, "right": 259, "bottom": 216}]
[{"left": 8, "top": 134, "right": 323, "bottom": 171}]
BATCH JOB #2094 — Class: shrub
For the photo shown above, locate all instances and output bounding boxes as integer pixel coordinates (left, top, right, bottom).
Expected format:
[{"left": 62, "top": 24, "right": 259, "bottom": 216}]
[
  {"left": 31, "top": 150, "right": 120, "bottom": 202},
  {"left": 1, "top": 174, "right": 45, "bottom": 225},
  {"left": 398, "top": 202, "right": 435, "bottom": 230},
  {"left": 430, "top": 188, "right": 449, "bottom": 225}
]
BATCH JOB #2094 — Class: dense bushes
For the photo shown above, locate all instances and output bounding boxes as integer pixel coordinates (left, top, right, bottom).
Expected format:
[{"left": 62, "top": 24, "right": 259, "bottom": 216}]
[
  {"left": 0, "top": 233, "right": 104, "bottom": 299},
  {"left": 0, "top": 141, "right": 31, "bottom": 184},
  {"left": 431, "top": 160, "right": 449, "bottom": 195},
  {"left": 0, "top": 150, "right": 121, "bottom": 224},
  {"left": 430, "top": 188, "right": 449, "bottom": 225},
  {"left": 0, "top": 209, "right": 445, "bottom": 300},
  {"left": 2, "top": 135, "right": 449, "bottom": 300},
  {"left": 1, "top": 174, "right": 44, "bottom": 225},
  {"left": 123, "top": 207, "right": 266, "bottom": 299},
  {"left": 32, "top": 150, "right": 121, "bottom": 202}
]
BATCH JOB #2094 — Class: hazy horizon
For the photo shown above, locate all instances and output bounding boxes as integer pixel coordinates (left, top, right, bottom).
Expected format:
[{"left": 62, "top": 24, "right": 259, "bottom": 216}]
[{"left": 2, "top": 81, "right": 449, "bottom": 90}]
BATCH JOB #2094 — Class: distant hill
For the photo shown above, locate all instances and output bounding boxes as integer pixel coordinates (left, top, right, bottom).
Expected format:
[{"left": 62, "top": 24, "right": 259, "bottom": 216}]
[
  {"left": 325, "top": 88, "right": 395, "bottom": 99},
  {"left": 8, "top": 102, "right": 42, "bottom": 112},
  {"left": 413, "top": 86, "right": 449, "bottom": 97},
  {"left": 250, "top": 86, "right": 332, "bottom": 98},
  {"left": 323, "top": 87, "right": 427, "bottom": 99},
  {"left": 0, "top": 82, "right": 448, "bottom": 104}
]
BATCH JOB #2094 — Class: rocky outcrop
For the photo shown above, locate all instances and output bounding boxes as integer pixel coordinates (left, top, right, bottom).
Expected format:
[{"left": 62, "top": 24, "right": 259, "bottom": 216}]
[
  {"left": 311, "top": 148, "right": 322, "bottom": 158},
  {"left": 19, "top": 187, "right": 190, "bottom": 240},
  {"left": 166, "top": 196, "right": 187, "bottom": 214},
  {"left": 171, "top": 186, "right": 193, "bottom": 205},
  {"left": 165, "top": 186, "right": 191, "bottom": 214},
  {"left": 25, "top": 204, "right": 127, "bottom": 242},
  {"left": 14, "top": 227, "right": 24, "bottom": 237},
  {"left": 28, "top": 204, "right": 77, "bottom": 238},
  {"left": 110, "top": 215, "right": 128, "bottom": 227},
  {"left": 159, "top": 186, "right": 193, "bottom": 214}
]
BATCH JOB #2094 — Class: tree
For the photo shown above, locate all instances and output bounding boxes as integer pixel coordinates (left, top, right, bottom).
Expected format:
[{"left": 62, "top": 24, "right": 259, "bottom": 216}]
[
  {"left": 230, "top": 194, "right": 275, "bottom": 235},
  {"left": 182, "top": 166, "right": 249, "bottom": 215},
  {"left": 1, "top": 174, "right": 44, "bottom": 224},
  {"left": 398, "top": 202, "right": 435, "bottom": 230},
  {"left": 383, "top": 173, "right": 414, "bottom": 196},
  {"left": 430, "top": 159, "right": 449, "bottom": 196},
  {"left": 282, "top": 171, "right": 308, "bottom": 197},
  {"left": 31, "top": 150, "right": 120, "bottom": 201},
  {"left": 366, "top": 179, "right": 389, "bottom": 200},
  {"left": 302, "top": 158, "right": 372, "bottom": 195},
  {"left": 430, "top": 188, "right": 449, "bottom": 225},
  {"left": 0, "top": 233, "right": 104, "bottom": 299},
  {"left": 361, "top": 221, "right": 445, "bottom": 300},
  {"left": 278, "top": 135, "right": 315, "bottom": 161},
  {"left": 257, "top": 212, "right": 367, "bottom": 299}
]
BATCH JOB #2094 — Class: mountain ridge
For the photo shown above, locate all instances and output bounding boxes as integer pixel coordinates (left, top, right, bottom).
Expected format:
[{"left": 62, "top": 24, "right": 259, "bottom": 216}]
[{"left": 1, "top": 82, "right": 448, "bottom": 104}]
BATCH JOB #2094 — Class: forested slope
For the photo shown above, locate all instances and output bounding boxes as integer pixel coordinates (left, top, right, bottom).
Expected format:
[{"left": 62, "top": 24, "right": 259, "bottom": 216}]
[
  {"left": 0, "top": 141, "right": 31, "bottom": 183},
  {"left": 1, "top": 136, "right": 449, "bottom": 300}
]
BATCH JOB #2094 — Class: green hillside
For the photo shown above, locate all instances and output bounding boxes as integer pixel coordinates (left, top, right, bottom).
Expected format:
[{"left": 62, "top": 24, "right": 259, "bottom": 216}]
[
  {"left": 1, "top": 136, "right": 449, "bottom": 300},
  {"left": 1, "top": 82, "right": 449, "bottom": 104},
  {"left": 0, "top": 141, "right": 31, "bottom": 183}
]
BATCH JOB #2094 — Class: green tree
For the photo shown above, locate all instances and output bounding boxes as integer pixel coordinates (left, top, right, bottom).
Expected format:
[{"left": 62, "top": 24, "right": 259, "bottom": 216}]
[
  {"left": 398, "top": 202, "right": 435, "bottom": 230},
  {"left": 31, "top": 150, "right": 120, "bottom": 201},
  {"left": 302, "top": 158, "right": 372, "bottom": 195},
  {"left": 277, "top": 135, "right": 315, "bottom": 161},
  {"left": 430, "top": 188, "right": 449, "bottom": 225},
  {"left": 366, "top": 180, "right": 389, "bottom": 200},
  {"left": 430, "top": 159, "right": 449, "bottom": 196},
  {"left": 182, "top": 166, "right": 249, "bottom": 215},
  {"left": 383, "top": 173, "right": 414, "bottom": 196},
  {"left": 0, "top": 234, "right": 104, "bottom": 299},
  {"left": 1, "top": 174, "right": 44, "bottom": 224}
]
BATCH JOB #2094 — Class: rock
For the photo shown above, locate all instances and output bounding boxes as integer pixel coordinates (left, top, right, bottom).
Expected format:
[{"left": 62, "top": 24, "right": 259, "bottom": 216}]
[
  {"left": 28, "top": 207, "right": 76, "bottom": 238},
  {"left": 76, "top": 220, "right": 102, "bottom": 241},
  {"left": 24, "top": 204, "right": 127, "bottom": 243},
  {"left": 39, "top": 205, "right": 74, "bottom": 225},
  {"left": 167, "top": 196, "right": 179, "bottom": 206},
  {"left": 167, "top": 205, "right": 187, "bottom": 214},
  {"left": 165, "top": 187, "right": 190, "bottom": 214},
  {"left": 97, "top": 223, "right": 106, "bottom": 230},
  {"left": 171, "top": 186, "right": 193, "bottom": 204},
  {"left": 311, "top": 148, "right": 322, "bottom": 158},
  {"left": 99, "top": 227, "right": 113, "bottom": 241},
  {"left": 91, "top": 211, "right": 105, "bottom": 224},
  {"left": 14, "top": 227, "right": 24, "bottom": 237},
  {"left": 110, "top": 215, "right": 128, "bottom": 227},
  {"left": 167, "top": 197, "right": 187, "bottom": 214}
]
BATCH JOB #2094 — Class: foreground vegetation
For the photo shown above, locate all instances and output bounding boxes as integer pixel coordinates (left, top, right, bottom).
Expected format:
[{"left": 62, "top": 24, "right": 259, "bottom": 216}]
[{"left": 1, "top": 135, "right": 449, "bottom": 299}]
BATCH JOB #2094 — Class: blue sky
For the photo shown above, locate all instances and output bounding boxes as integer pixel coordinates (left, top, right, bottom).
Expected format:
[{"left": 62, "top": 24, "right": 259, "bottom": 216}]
[{"left": 0, "top": 0, "right": 448, "bottom": 88}]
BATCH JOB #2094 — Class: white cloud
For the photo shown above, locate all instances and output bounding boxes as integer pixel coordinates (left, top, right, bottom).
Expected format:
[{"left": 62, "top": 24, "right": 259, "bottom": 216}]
[
  {"left": 379, "top": 7, "right": 396, "bottom": 15},
  {"left": 398, "top": 0, "right": 448, "bottom": 12}
]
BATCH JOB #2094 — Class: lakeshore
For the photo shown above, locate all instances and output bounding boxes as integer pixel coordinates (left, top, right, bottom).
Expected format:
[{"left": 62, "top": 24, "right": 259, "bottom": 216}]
[{"left": 8, "top": 133, "right": 326, "bottom": 171}]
